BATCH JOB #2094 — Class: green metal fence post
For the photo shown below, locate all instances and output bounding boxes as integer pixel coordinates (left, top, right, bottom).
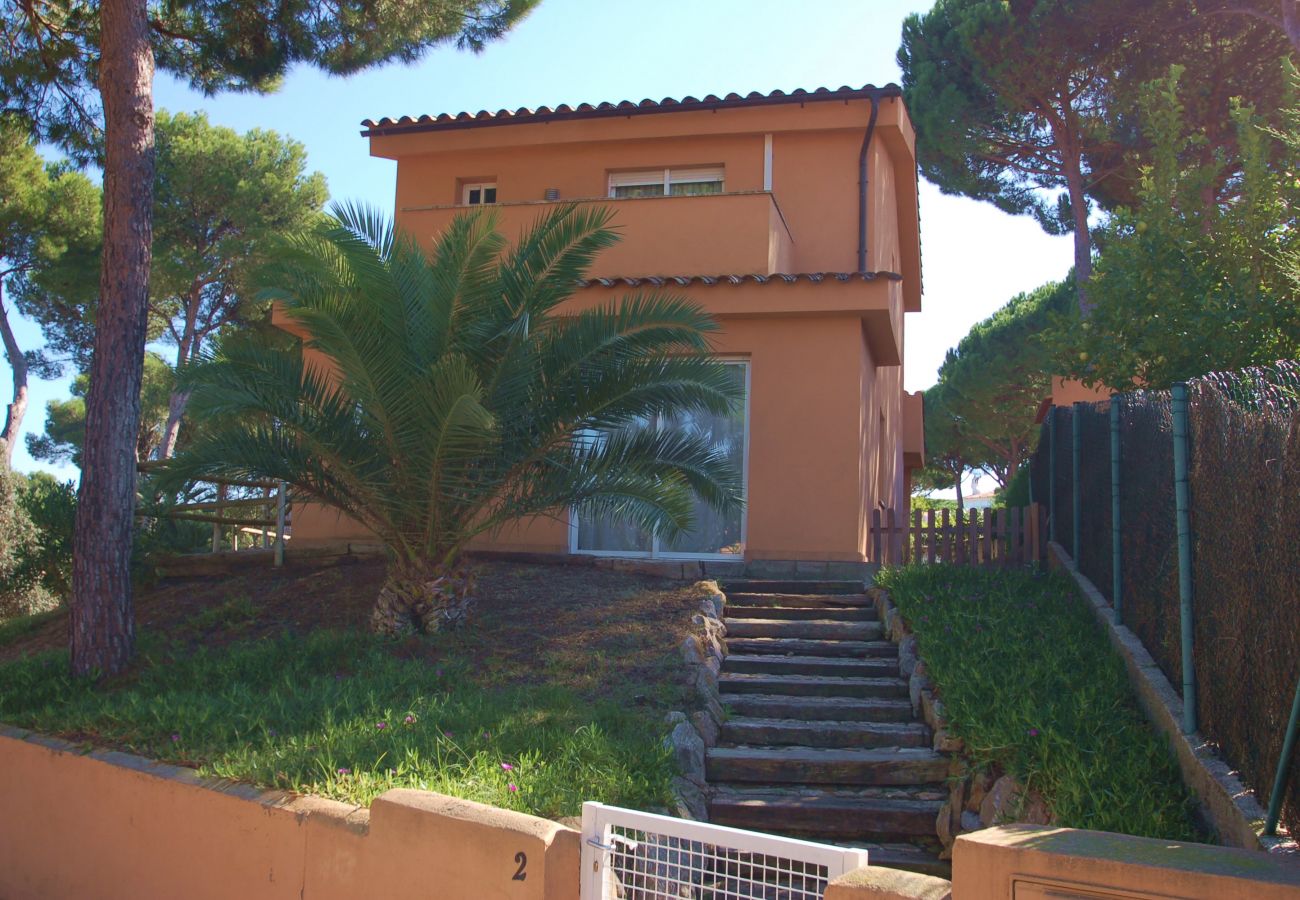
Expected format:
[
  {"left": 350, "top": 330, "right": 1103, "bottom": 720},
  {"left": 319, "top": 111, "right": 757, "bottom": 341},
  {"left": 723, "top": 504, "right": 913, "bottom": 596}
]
[
  {"left": 1072, "top": 402, "right": 1083, "bottom": 565},
  {"left": 1110, "top": 397, "right": 1122, "bottom": 625},
  {"left": 1265, "top": 672, "right": 1300, "bottom": 835},
  {"left": 1171, "top": 382, "right": 1197, "bottom": 734},
  {"left": 1048, "top": 407, "right": 1057, "bottom": 544}
]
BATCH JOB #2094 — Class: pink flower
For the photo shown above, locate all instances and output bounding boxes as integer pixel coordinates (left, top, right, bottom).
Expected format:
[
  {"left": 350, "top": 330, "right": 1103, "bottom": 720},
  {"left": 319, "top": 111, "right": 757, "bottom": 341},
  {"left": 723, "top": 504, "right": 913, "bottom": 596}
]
[
  {"left": 482, "top": 731, "right": 490, "bottom": 739},
  {"left": 404, "top": 715, "right": 416, "bottom": 725},
  {"left": 375, "top": 721, "right": 387, "bottom": 730},
  {"left": 508, "top": 783, "right": 518, "bottom": 793},
  {"left": 337, "top": 767, "right": 351, "bottom": 776},
  {"left": 170, "top": 734, "right": 181, "bottom": 743},
  {"left": 443, "top": 730, "right": 454, "bottom": 738},
  {"left": 500, "top": 762, "right": 514, "bottom": 772},
  {"left": 1027, "top": 728, "right": 1040, "bottom": 737}
]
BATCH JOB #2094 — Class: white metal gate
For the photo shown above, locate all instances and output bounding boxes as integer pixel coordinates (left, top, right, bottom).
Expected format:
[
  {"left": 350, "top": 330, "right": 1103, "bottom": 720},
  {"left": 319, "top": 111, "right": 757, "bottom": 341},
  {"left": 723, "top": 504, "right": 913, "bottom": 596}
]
[{"left": 579, "top": 802, "right": 870, "bottom": 900}]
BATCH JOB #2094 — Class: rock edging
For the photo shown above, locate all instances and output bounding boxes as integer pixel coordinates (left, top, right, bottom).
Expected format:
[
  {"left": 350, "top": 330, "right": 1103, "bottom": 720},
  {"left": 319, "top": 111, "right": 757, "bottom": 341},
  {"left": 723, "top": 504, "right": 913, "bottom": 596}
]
[{"left": 665, "top": 582, "right": 728, "bottom": 820}]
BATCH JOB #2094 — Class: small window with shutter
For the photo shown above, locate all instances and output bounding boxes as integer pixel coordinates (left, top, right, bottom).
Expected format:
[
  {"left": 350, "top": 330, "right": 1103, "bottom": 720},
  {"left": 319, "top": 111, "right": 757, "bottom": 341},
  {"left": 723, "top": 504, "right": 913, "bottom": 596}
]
[{"left": 462, "top": 181, "right": 498, "bottom": 205}]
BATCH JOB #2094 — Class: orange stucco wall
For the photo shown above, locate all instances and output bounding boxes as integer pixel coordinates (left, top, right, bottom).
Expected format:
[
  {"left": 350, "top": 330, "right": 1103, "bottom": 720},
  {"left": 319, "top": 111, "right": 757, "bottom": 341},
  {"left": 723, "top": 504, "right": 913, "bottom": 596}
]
[
  {"left": 284, "top": 92, "right": 923, "bottom": 564},
  {"left": 0, "top": 727, "right": 580, "bottom": 900}
]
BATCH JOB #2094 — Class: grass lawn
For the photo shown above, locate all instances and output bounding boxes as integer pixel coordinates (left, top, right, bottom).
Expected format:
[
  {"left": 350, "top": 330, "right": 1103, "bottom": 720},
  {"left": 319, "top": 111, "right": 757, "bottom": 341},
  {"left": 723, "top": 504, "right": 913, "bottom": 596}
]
[
  {"left": 0, "top": 559, "right": 709, "bottom": 819},
  {"left": 876, "top": 564, "right": 1201, "bottom": 841}
]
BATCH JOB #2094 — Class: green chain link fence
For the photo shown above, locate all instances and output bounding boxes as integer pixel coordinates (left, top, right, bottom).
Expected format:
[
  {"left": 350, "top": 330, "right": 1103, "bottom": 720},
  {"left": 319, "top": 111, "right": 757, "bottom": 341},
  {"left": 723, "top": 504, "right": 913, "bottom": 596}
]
[{"left": 1028, "top": 361, "right": 1300, "bottom": 840}]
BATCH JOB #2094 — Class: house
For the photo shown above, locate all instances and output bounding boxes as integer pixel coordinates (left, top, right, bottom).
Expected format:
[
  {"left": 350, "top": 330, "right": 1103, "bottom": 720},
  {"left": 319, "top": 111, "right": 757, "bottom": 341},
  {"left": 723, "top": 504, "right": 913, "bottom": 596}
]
[{"left": 280, "top": 85, "right": 924, "bottom": 576}]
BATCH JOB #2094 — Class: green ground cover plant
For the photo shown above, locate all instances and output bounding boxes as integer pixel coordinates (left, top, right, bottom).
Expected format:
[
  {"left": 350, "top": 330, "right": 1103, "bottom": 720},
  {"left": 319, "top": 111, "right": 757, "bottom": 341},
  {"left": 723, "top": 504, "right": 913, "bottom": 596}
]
[
  {"left": 876, "top": 564, "right": 1200, "bottom": 840},
  {"left": 0, "top": 560, "right": 697, "bottom": 819},
  {"left": 0, "top": 630, "right": 672, "bottom": 817}
]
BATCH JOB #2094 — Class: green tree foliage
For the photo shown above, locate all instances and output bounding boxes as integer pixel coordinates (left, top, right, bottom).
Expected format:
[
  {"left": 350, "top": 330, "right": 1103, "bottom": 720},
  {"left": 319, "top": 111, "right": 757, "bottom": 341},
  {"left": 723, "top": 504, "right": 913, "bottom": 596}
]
[
  {"left": 12, "top": 472, "right": 77, "bottom": 603},
  {"left": 0, "top": 468, "right": 51, "bottom": 620},
  {"left": 0, "top": 1, "right": 539, "bottom": 161},
  {"left": 898, "top": 0, "right": 1287, "bottom": 311},
  {"left": 0, "top": 116, "right": 101, "bottom": 464},
  {"left": 166, "top": 205, "right": 742, "bottom": 635},
  {"left": 149, "top": 110, "right": 328, "bottom": 458},
  {"left": 1057, "top": 66, "right": 1300, "bottom": 389},
  {"left": 937, "top": 279, "right": 1073, "bottom": 486},
  {"left": 4, "top": 0, "right": 536, "bottom": 676},
  {"left": 916, "top": 279, "right": 1071, "bottom": 507},
  {"left": 27, "top": 352, "right": 177, "bottom": 468},
  {"left": 915, "top": 385, "right": 975, "bottom": 510}
]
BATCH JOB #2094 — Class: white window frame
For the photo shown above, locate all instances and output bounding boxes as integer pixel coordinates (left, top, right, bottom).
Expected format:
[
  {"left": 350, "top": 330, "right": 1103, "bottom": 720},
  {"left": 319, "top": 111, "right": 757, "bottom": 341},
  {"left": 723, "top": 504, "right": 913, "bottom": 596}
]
[
  {"left": 607, "top": 166, "right": 725, "bottom": 198},
  {"left": 461, "top": 182, "right": 498, "bottom": 205},
  {"left": 568, "top": 359, "right": 750, "bottom": 561}
]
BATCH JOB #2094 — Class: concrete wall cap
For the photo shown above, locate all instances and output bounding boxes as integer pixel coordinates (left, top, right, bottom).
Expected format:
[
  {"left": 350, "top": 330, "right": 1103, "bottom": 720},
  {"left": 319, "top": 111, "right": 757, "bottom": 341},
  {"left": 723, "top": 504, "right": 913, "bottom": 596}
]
[{"left": 826, "top": 865, "right": 952, "bottom": 900}]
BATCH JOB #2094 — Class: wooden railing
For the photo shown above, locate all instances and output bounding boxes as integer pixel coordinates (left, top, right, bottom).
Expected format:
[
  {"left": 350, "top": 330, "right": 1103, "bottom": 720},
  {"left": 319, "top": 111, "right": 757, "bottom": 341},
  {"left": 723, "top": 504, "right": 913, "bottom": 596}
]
[
  {"left": 136, "top": 462, "right": 290, "bottom": 565},
  {"left": 870, "top": 504, "right": 1045, "bottom": 567}
]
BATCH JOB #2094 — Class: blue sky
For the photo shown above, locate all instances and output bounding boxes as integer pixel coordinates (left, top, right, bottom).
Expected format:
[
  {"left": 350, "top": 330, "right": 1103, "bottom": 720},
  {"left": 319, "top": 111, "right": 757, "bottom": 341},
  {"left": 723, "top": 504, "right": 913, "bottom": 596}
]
[{"left": 9, "top": 0, "right": 1074, "bottom": 482}]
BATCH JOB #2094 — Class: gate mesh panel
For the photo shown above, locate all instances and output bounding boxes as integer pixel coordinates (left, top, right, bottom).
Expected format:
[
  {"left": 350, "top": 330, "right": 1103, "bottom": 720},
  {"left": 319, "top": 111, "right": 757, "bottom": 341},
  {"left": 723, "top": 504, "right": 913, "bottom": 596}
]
[{"left": 606, "top": 823, "right": 831, "bottom": 899}]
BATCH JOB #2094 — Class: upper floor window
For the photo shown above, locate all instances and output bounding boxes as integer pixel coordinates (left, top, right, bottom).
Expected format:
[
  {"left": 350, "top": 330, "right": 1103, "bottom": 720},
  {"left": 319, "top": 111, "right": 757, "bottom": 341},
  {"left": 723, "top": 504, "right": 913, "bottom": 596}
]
[
  {"left": 609, "top": 167, "right": 724, "bottom": 199},
  {"left": 462, "top": 182, "right": 497, "bottom": 205}
]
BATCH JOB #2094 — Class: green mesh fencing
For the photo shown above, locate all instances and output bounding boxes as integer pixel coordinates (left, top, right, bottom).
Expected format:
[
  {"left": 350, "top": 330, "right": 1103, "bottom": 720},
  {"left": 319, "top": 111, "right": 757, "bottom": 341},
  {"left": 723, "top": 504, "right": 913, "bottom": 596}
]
[
  {"left": 1117, "top": 390, "right": 1182, "bottom": 691},
  {"left": 1052, "top": 405, "right": 1074, "bottom": 553},
  {"left": 1027, "top": 365, "right": 1300, "bottom": 838},
  {"left": 1074, "top": 400, "right": 1113, "bottom": 604},
  {"left": 1186, "top": 361, "right": 1300, "bottom": 839}
]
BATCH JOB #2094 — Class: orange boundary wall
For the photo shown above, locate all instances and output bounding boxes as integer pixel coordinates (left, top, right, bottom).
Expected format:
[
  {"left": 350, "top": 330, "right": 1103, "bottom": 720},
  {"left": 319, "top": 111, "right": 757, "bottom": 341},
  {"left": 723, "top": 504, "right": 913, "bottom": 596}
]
[
  {"left": 0, "top": 725, "right": 580, "bottom": 900},
  {"left": 3, "top": 723, "right": 1299, "bottom": 900}
]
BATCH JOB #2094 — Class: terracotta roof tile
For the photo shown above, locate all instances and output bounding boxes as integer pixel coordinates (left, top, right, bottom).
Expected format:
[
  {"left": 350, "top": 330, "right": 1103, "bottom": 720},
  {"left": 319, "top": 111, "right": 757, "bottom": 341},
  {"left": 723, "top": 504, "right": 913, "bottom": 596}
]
[
  {"left": 575, "top": 271, "right": 902, "bottom": 288},
  {"left": 361, "top": 84, "right": 902, "bottom": 136}
]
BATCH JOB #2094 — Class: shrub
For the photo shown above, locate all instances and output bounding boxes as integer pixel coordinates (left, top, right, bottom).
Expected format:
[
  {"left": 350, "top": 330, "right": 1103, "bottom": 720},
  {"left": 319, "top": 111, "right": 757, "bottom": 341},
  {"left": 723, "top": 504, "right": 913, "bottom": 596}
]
[
  {"left": 0, "top": 470, "right": 56, "bottom": 619},
  {"left": 13, "top": 472, "right": 76, "bottom": 601}
]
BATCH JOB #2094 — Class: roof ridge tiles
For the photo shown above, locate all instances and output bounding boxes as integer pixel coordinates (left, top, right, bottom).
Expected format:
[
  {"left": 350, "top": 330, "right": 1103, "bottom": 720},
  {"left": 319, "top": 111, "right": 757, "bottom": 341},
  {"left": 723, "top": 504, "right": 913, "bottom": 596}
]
[
  {"left": 573, "top": 271, "right": 902, "bottom": 288},
  {"left": 361, "top": 83, "right": 902, "bottom": 136}
]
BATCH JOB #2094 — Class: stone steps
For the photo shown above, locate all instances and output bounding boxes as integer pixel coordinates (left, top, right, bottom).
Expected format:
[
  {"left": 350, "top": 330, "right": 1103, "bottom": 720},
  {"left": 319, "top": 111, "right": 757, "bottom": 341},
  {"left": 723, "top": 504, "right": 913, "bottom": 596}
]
[
  {"left": 722, "top": 654, "right": 899, "bottom": 678},
  {"left": 718, "top": 672, "right": 909, "bottom": 699},
  {"left": 719, "top": 717, "right": 930, "bottom": 749},
  {"left": 723, "top": 618, "right": 883, "bottom": 641},
  {"left": 721, "top": 580, "right": 866, "bottom": 596},
  {"left": 726, "top": 605, "right": 878, "bottom": 622},
  {"left": 725, "top": 637, "right": 898, "bottom": 658},
  {"left": 708, "top": 789, "right": 942, "bottom": 838},
  {"left": 696, "top": 585, "right": 949, "bottom": 878},
  {"left": 721, "top": 693, "right": 916, "bottom": 723},
  {"left": 726, "top": 591, "right": 876, "bottom": 608},
  {"left": 706, "top": 746, "right": 950, "bottom": 786}
]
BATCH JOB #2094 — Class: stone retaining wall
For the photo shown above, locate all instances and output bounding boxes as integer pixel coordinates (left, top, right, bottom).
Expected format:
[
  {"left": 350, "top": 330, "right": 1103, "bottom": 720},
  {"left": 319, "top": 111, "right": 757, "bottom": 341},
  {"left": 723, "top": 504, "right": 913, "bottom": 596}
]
[{"left": 665, "top": 582, "right": 728, "bottom": 819}]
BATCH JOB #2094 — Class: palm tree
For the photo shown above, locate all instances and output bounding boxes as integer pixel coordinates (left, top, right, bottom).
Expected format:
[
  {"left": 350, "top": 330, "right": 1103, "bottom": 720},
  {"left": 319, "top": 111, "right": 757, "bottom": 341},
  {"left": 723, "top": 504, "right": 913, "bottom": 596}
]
[{"left": 166, "top": 203, "right": 743, "bottom": 634}]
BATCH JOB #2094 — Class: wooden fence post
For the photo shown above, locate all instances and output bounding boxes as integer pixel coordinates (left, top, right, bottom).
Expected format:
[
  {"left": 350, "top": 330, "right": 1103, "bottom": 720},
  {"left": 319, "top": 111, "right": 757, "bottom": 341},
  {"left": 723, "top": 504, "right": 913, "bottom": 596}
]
[
  {"left": 871, "top": 509, "right": 882, "bottom": 564},
  {"left": 274, "top": 481, "right": 287, "bottom": 568},
  {"left": 212, "top": 482, "right": 225, "bottom": 553},
  {"left": 926, "top": 509, "right": 936, "bottom": 565}
]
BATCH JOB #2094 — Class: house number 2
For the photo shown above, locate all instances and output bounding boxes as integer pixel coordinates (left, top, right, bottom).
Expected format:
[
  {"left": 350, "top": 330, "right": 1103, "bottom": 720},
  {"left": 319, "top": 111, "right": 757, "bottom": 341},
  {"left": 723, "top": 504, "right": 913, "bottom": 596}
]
[{"left": 513, "top": 851, "right": 527, "bottom": 881}]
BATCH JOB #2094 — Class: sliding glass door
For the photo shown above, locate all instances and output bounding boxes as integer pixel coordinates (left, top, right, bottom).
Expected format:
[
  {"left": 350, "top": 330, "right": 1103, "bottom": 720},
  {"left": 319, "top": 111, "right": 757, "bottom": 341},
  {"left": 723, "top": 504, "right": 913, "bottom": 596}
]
[{"left": 572, "top": 361, "right": 748, "bottom": 559}]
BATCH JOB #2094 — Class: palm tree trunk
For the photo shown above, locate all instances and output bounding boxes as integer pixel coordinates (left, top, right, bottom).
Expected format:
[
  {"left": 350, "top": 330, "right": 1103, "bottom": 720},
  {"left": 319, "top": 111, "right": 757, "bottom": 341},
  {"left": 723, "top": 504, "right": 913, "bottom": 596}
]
[
  {"left": 70, "top": 0, "right": 155, "bottom": 678},
  {"left": 372, "top": 556, "right": 476, "bottom": 635}
]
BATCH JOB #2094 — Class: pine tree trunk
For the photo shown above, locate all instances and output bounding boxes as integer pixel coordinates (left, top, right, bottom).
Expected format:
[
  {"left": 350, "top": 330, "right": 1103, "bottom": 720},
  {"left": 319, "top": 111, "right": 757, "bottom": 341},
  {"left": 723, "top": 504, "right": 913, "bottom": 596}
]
[
  {"left": 158, "top": 389, "right": 188, "bottom": 459},
  {"left": 70, "top": 0, "right": 155, "bottom": 678},
  {"left": 0, "top": 288, "right": 28, "bottom": 466},
  {"left": 372, "top": 557, "right": 476, "bottom": 635},
  {"left": 1063, "top": 153, "right": 1093, "bottom": 316}
]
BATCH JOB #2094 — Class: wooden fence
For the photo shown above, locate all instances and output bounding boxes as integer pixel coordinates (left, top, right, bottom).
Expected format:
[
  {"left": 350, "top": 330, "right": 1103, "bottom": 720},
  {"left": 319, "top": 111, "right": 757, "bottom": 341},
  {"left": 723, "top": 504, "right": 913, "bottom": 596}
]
[
  {"left": 870, "top": 503, "right": 1045, "bottom": 567},
  {"left": 136, "top": 462, "right": 290, "bottom": 564}
]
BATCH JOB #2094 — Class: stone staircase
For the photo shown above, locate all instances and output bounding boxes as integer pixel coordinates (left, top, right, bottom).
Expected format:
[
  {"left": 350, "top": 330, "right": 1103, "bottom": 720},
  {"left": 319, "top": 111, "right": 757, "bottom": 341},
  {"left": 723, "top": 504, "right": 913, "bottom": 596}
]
[{"left": 704, "top": 581, "right": 952, "bottom": 877}]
